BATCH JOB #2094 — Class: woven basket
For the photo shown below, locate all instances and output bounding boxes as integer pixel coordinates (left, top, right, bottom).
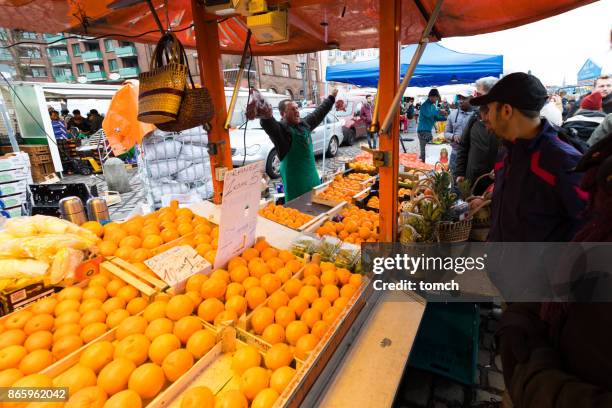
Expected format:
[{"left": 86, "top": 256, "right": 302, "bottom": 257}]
[
  {"left": 437, "top": 218, "right": 473, "bottom": 243},
  {"left": 138, "top": 33, "right": 188, "bottom": 124}
]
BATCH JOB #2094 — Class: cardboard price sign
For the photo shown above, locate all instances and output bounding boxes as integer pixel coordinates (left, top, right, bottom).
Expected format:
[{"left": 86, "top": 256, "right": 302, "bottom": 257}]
[
  {"left": 145, "top": 245, "right": 211, "bottom": 291},
  {"left": 214, "top": 161, "right": 264, "bottom": 269}
]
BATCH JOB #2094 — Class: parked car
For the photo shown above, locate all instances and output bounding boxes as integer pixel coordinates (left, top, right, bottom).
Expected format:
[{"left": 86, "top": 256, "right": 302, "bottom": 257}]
[
  {"left": 336, "top": 99, "right": 368, "bottom": 145},
  {"left": 230, "top": 109, "right": 343, "bottom": 179}
]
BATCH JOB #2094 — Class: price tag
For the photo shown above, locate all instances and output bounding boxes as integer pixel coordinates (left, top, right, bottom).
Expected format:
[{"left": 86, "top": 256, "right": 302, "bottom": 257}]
[{"left": 145, "top": 245, "right": 211, "bottom": 291}]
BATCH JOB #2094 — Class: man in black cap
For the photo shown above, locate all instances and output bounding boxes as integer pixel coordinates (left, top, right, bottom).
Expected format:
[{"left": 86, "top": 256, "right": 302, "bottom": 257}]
[
  {"left": 470, "top": 72, "right": 587, "bottom": 242},
  {"left": 417, "top": 88, "right": 447, "bottom": 161}
]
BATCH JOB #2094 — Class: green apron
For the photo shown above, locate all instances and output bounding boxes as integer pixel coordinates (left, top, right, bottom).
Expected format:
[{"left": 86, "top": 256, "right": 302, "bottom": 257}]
[{"left": 280, "top": 125, "right": 320, "bottom": 202}]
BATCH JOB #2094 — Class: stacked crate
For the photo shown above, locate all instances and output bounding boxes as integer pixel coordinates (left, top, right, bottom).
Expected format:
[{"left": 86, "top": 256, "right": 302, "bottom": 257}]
[
  {"left": 0, "top": 145, "right": 55, "bottom": 182},
  {"left": 0, "top": 152, "right": 32, "bottom": 218}
]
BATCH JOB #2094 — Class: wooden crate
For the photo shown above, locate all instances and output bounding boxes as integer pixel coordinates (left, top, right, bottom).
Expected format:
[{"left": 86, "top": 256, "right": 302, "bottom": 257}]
[
  {"left": 31, "top": 162, "right": 55, "bottom": 182},
  {"left": 101, "top": 257, "right": 169, "bottom": 297}
]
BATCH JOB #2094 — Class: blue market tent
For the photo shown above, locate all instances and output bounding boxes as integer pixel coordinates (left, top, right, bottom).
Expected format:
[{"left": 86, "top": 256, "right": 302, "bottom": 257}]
[{"left": 326, "top": 43, "right": 503, "bottom": 87}]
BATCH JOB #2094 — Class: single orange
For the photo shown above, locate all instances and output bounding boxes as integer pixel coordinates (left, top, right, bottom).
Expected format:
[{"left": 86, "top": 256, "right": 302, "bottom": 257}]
[
  {"left": 270, "top": 366, "right": 295, "bottom": 394},
  {"left": 285, "top": 321, "right": 309, "bottom": 346},
  {"left": 311, "top": 298, "right": 332, "bottom": 315},
  {"left": 203, "top": 250, "right": 216, "bottom": 265},
  {"left": 177, "top": 223, "right": 194, "bottom": 236},
  {"left": 119, "top": 235, "right": 142, "bottom": 249},
  {"left": 262, "top": 324, "right": 286, "bottom": 345},
  {"left": 116, "top": 285, "right": 139, "bottom": 303},
  {"left": 149, "top": 333, "right": 181, "bottom": 365},
  {"left": 215, "top": 390, "right": 248, "bottom": 408},
  {"left": 227, "top": 256, "right": 247, "bottom": 271},
  {"left": 54, "top": 310, "right": 81, "bottom": 327},
  {"left": 81, "top": 322, "right": 108, "bottom": 343},
  {"left": 115, "top": 315, "right": 147, "bottom": 340},
  {"left": 142, "top": 234, "right": 164, "bottom": 250},
  {"left": 79, "top": 298, "right": 104, "bottom": 314},
  {"left": 260, "top": 274, "right": 281, "bottom": 295},
  {"left": 300, "top": 308, "right": 321, "bottom": 329},
  {"left": 166, "top": 295, "right": 195, "bottom": 321},
  {"left": 334, "top": 296, "right": 349, "bottom": 310},
  {"left": 180, "top": 386, "right": 215, "bottom": 408},
  {"left": 80, "top": 309, "right": 106, "bottom": 326},
  {"left": 143, "top": 301, "right": 168, "bottom": 322},
  {"left": 82, "top": 285, "right": 108, "bottom": 302},
  {"left": 114, "top": 333, "right": 150, "bottom": 365},
  {"left": 226, "top": 282, "right": 245, "bottom": 298},
  {"left": 160, "top": 228, "right": 180, "bottom": 243},
  {"left": 231, "top": 345, "right": 261, "bottom": 375},
  {"left": 145, "top": 318, "right": 174, "bottom": 340},
  {"left": 230, "top": 265, "right": 249, "bottom": 283},
  {"left": 186, "top": 330, "right": 216, "bottom": 359},
  {"left": 303, "top": 264, "right": 321, "bottom": 278},
  {"left": 0, "top": 368, "right": 23, "bottom": 387},
  {"left": 264, "top": 343, "right": 293, "bottom": 370},
  {"left": 266, "top": 291, "right": 289, "bottom": 311},
  {"left": 274, "top": 306, "right": 296, "bottom": 328},
  {"left": 287, "top": 296, "right": 309, "bottom": 318},
  {"left": 213, "top": 310, "right": 238, "bottom": 326},
  {"left": 52, "top": 324, "right": 81, "bottom": 343},
  {"left": 302, "top": 275, "right": 321, "bottom": 289},
  {"left": 242, "top": 277, "right": 260, "bottom": 291},
  {"left": 97, "top": 357, "right": 136, "bottom": 395},
  {"left": 0, "top": 329, "right": 26, "bottom": 349},
  {"left": 311, "top": 320, "right": 330, "bottom": 339},
  {"left": 173, "top": 316, "right": 202, "bottom": 344},
  {"left": 161, "top": 348, "right": 193, "bottom": 382},
  {"left": 102, "top": 297, "right": 127, "bottom": 314},
  {"left": 128, "top": 363, "right": 165, "bottom": 399},
  {"left": 51, "top": 335, "right": 83, "bottom": 360},
  {"left": 284, "top": 279, "right": 303, "bottom": 298},
  {"left": 295, "top": 334, "right": 319, "bottom": 360},
  {"left": 340, "top": 284, "right": 357, "bottom": 299},
  {"left": 79, "top": 340, "right": 114, "bottom": 373},
  {"left": 250, "top": 307, "right": 274, "bottom": 335},
  {"left": 131, "top": 248, "right": 152, "bottom": 263},
  {"left": 24, "top": 330, "right": 53, "bottom": 352},
  {"left": 58, "top": 286, "right": 83, "bottom": 302},
  {"left": 106, "top": 279, "right": 126, "bottom": 297},
  {"left": 240, "top": 366, "right": 270, "bottom": 400},
  {"left": 98, "top": 241, "right": 118, "bottom": 257},
  {"left": 275, "top": 267, "right": 292, "bottom": 283},
  {"left": 225, "top": 295, "right": 247, "bottom": 316},
  {"left": 31, "top": 297, "right": 58, "bottom": 315},
  {"left": 245, "top": 287, "right": 267, "bottom": 310},
  {"left": 126, "top": 297, "right": 148, "bottom": 315},
  {"left": 65, "top": 385, "right": 108, "bottom": 408},
  {"left": 323, "top": 306, "right": 342, "bottom": 324},
  {"left": 197, "top": 298, "right": 225, "bottom": 323},
  {"left": 24, "top": 314, "right": 54, "bottom": 335},
  {"left": 285, "top": 259, "right": 303, "bottom": 274},
  {"left": 18, "top": 349, "right": 52, "bottom": 374},
  {"left": 81, "top": 221, "right": 104, "bottom": 237},
  {"left": 241, "top": 248, "right": 259, "bottom": 261},
  {"left": 200, "top": 278, "right": 227, "bottom": 300},
  {"left": 52, "top": 364, "right": 97, "bottom": 395}
]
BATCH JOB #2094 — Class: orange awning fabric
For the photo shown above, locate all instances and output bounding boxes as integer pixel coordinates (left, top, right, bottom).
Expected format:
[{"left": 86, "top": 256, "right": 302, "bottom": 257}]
[{"left": 0, "top": 0, "right": 595, "bottom": 55}]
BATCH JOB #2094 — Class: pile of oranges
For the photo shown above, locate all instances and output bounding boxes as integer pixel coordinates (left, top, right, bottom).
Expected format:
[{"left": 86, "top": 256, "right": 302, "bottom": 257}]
[
  {"left": 258, "top": 204, "right": 313, "bottom": 230},
  {"left": 0, "top": 273, "right": 145, "bottom": 387},
  {"left": 246, "top": 260, "right": 363, "bottom": 362},
  {"left": 315, "top": 205, "right": 379, "bottom": 244},
  {"left": 181, "top": 239, "right": 303, "bottom": 327},
  {"left": 82, "top": 201, "right": 219, "bottom": 266}
]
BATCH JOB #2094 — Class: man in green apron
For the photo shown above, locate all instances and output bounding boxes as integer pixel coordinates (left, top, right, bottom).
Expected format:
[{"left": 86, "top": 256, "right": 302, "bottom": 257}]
[{"left": 260, "top": 89, "right": 338, "bottom": 201}]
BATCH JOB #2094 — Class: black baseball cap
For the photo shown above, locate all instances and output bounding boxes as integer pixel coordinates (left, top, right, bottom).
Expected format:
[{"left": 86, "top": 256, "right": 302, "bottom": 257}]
[{"left": 470, "top": 72, "right": 548, "bottom": 111}]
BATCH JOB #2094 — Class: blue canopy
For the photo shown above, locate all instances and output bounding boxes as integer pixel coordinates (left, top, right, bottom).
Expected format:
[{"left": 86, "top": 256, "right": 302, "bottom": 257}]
[{"left": 326, "top": 43, "right": 503, "bottom": 87}]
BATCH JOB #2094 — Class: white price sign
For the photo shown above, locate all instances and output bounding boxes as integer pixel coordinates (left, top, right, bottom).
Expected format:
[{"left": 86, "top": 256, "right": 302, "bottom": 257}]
[
  {"left": 145, "top": 245, "right": 211, "bottom": 291},
  {"left": 214, "top": 161, "right": 264, "bottom": 269}
]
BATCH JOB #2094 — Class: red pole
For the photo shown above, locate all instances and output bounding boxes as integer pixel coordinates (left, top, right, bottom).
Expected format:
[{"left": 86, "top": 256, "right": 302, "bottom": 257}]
[
  {"left": 191, "top": 0, "right": 233, "bottom": 204},
  {"left": 378, "top": 0, "right": 401, "bottom": 242}
]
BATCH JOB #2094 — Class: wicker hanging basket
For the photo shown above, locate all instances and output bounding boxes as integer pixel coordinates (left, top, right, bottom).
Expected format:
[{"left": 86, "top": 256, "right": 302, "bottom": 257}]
[{"left": 436, "top": 218, "right": 473, "bottom": 243}]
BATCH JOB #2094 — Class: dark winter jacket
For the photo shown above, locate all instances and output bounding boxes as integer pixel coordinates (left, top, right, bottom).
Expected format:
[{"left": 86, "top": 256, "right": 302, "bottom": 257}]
[{"left": 562, "top": 109, "right": 606, "bottom": 142}]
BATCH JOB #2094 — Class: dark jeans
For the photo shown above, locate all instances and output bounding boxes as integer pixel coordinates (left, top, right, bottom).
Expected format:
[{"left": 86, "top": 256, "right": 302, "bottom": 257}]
[
  {"left": 417, "top": 131, "right": 432, "bottom": 162},
  {"left": 449, "top": 142, "right": 458, "bottom": 174},
  {"left": 366, "top": 132, "right": 378, "bottom": 149}
]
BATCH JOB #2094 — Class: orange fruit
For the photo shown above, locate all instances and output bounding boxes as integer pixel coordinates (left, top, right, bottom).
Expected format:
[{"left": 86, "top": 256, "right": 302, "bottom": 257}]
[
  {"left": 225, "top": 295, "right": 247, "bottom": 316},
  {"left": 228, "top": 256, "right": 247, "bottom": 271},
  {"left": 54, "top": 300, "right": 79, "bottom": 317},
  {"left": 270, "top": 366, "right": 295, "bottom": 394},
  {"left": 311, "top": 298, "right": 332, "bottom": 315},
  {"left": 55, "top": 310, "right": 81, "bottom": 327},
  {"left": 177, "top": 223, "right": 194, "bottom": 236},
  {"left": 97, "top": 357, "right": 136, "bottom": 395},
  {"left": 162, "top": 348, "right": 193, "bottom": 382},
  {"left": 145, "top": 318, "right": 174, "bottom": 340},
  {"left": 0, "top": 368, "right": 23, "bottom": 387},
  {"left": 80, "top": 309, "right": 106, "bottom": 327},
  {"left": 79, "top": 298, "right": 103, "bottom": 314},
  {"left": 264, "top": 343, "right": 293, "bottom": 370},
  {"left": 295, "top": 333, "right": 319, "bottom": 359},
  {"left": 300, "top": 308, "right": 321, "bottom": 329},
  {"left": 323, "top": 306, "right": 342, "bottom": 324},
  {"left": 159, "top": 220, "right": 177, "bottom": 231},
  {"left": 80, "top": 322, "right": 108, "bottom": 343},
  {"left": 31, "top": 297, "right": 58, "bottom": 315},
  {"left": 104, "top": 389, "right": 142, "bottom": 408},
  {"left": 65, "top": 385, "right": 108, "bottom": 408},
  {"left": 140, "top": 224, "right": 161, "bottom": 238},
  {"left": 24, "top": 330, "right": 53, "bottom": 352},
  {"left": 186, "top": 330, "right": 216, "bottom": 359},
  {"left": 99, "top": 240, "right": 118, "bottom": 258},
  {"left": 193, "top": 233, "right": 212, "bottom": 245},
  {"left": 267, "top": 291, "right": 289, "bottom": 311},
  {"left": 24, "top": 313, "right": 54, "bottom": 335},
  {"left": 106, "top": 309, "right": 130, "bottom": 329},
  {"left": 194, "top": 223, "right": 212, "bottom": 234},
  {"left": 349, "top": 273, "right": 362, "bottom": 287},
  {"left": 241, "top": 248, "right": 259, "bottom": 261},
  {"left": 249, "top": 262, "right": 270, "bottom": 279},
  {"left": 278, "top": 250, "right": 295, "bottom": 263},
  {"left": 184, "top": 291, "right": 202, "bottom": 308},
  {"left": 131, "top": 248, "right": 152, "bottom": 263},
  {"left": 180, "top": 386, "right": 215, "bottom": 408},
  {"left": 116, "top": 286, "right": 139, "bottom": 303},
  {"left": 204, "top": 250, "right": 217, "bottom": 264},
  {"left": 119, "top": 235, "right": 142, "bottom": 249},
  {"left": 128, "top": 363, "right": 165, "bottom": 399},
  {"left": 334, "top": 297, "right": 350, "bottom": 310},
  {"left": 250, "top": 307, "right": 274, "bottom": 335},
  {"left": 298, "top": 286, "right": 319, "bottom": 304},
  {"left": 83, "top": 286, "right": 109, "bottom": 302},
  {"left": 116, "top": 316, "right": 147, "bottom": 340},
  {"left": 126, "top": 297, "right": 148, "bottom": 316},
  {"left": 320, "top": 270, "right": 338, "bottom": 286},
  {"left": 53, "top": 364, "right": 97, "bottom": 395},
  {"left": 114, "top": 334, "right": 150, "bottom": 365},
  {"left": 149, "top": 333, "right": 181, "bottom": 365},
  {"left": 253, "top": 239, "right": 269, "bottom": 252},
  {"left": 231, "top": 345, "right": 261, "bottom": 375},
  {"left": 262, "top": 324, "right": 286, "bottom": 345},
  {"left": 160, "top": 228, "right": 180, "bottom": 243},
  {"left": 200, "top": 278, "right": 227, "bottom": 300},
  {"left": 260, "top": 248, "right": 279, "bottom": 262},
  {"left": 195, "top": 243, "right": 213, "bottom": 257},
  {"left": 197, "top": 298, "right": 225, "bottom": 323},
  {"left": 214, "top": 310, "right": 238, "bottom": 326},
  {"left": 311, "top": 320, "right": 329, "bottom": 339},
  {"left": 215, "top": 390, "right": 248, "bottom": 408},
  {"left": 185, "top": 274, "right": 208, "bottom": 293},
  {"left": 58, "top": 286, "right": 84, "bottom": 301},
  {"left": 175, "top": 207, "right": 193, "bottom": 218},
  {"left": 319, "top": 261, "right": 336, "bottom": 272},
  {"left": 114, "top": 246, "right": 134, "bottom": 260},
  {"left": 166, "top": 295, "right": 195, "bottom": 321},
  {"left": 210, "top": 269, "right": 230, "bottom": 283},
  {"left": 52, "top": 324, "right": 81, "bottom": 342},
  {"left": 303, "top": 264, "right": 321, "bottom": 278},
  {"left": 303, "top": 275, "right": 321, "bottom": 289},
  {"left": 274, "top": 306, "right": 296, "bottom": 328},
  {"left": 245, "top": 287, "right": 267, "bottom": 311},
  {"left": 105, "top": 228, "right": 128, "bottom": 244},
  {"left": 143, "top": 301, "right": 167, "bottom": 322},
  {"left": 251, "top": 388, "right": 279, "bottom": 408},
  {"left": 173, "top": 316, "right": 201, "bottom": 344},
  {"left": 242, "top": 277, "right": 260, "bottom": 291},
  {"left": 240, "top": 366, "right": 270, "bottom": 400},
  {"left": 226, "top": 282, "right": 245, "bottom": 298},
  {"left": 284, "top": 279, "right": 303, "bottom": 298},
  {"left": 52, "top": 335, "right": 83, "bottom": 360},
  {"left": 142, "top": 235, "right": 164, "bottom": 250},
  {"left": 287, "top": 296, "right": 309, "bottom": 318},
  {"left": 106, "top": 279, "right": 126, "bottom": 297},
  {"left": 0, "top": 329, "right": 26, "bottom": 349},
  {"left": 275, "top": 267, "right": 292, "bottom": 283},
  {"left": 260, "top": 274, "right": 281, "bottom": 295},
  {"left": 285, "top": 321, "right": 309, "bottom": 346},
  {"left": 285, "top": 259, "right": 303, "bottom": 274},
  {"left": 18, "top": 349, "right": 52, "bottom": 374},
  {"left": 79, "top": 341, "right": 114, "bottom": 373},
  {"left": 230, "top": 265, "right": 249, "bottom": 283},
  {"left": 336, "top": 268, "right": 351, "bottom": 285},
  {"left": 321, "top": 285, "right": 340, "bottom": 302},
  {"left": 340, "top": 284, "right": 357, "bottom": 298},
  {"left": 81, "top": 221, "right": 104, "bottom": 237}
]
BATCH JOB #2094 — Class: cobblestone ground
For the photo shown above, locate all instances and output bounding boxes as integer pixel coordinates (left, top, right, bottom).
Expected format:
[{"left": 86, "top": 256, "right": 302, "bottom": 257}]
[{"left": 394, "top": 303, "right": 506, "bottom": 408}]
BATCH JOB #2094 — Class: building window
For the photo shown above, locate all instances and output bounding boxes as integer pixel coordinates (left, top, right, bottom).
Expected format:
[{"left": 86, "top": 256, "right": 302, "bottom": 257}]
[
  {"left": 76, "top": 63, "right": 85, "bottom": 74},
  {"left": 104, "top": 39, "right": 114, "bottom": 52},
  {"left": 310, "top": 69, "right": 317, "bottom": 81},
  {"left": 295, "top": 65, "right": 302, "bottom": 79},
  {"left": 269, "top": 87, "right": 278, "bottom": 93},
  {"left": 20, "top": 32, "right": 37, "bottom": 40},
  {"left": 31, "top": 67, "right": 47, "bottom": 77},
  {"left": 281, "top": 63, "right": 289, "bottom": 77},
  {"left": 72, "top": 44, "right": 81, "bottom": 56},
  {"left": 263, "top": 59, "right": 273, "bottom": 75},
  {"left": 285, "top": 89, "right": 293, "bottom": 99},
  {"left": 108, "top": 59, "right": 118, "bottom": 72},
  {"left": 20, "top": 48, "right": 41, "bottom": 59},
  {"left": 91, "top": 64, "right": 103, "bottom": 72}
]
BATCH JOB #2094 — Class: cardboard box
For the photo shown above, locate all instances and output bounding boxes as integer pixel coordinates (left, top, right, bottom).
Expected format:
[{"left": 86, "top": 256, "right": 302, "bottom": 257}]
[
  {"left": 0, "top": 152, "right": 30, "bottom": 172},
  {"left": 0, "top": 205, "right": 23, "bottom": 218},
  {"left": 0, "top": 167, "right": 32, "bottom": 184},
  {"left": 0, "top": 192, "right": 26, "bottom": 209},
  {"left": 0, "top": 180, "right": 27, "bottom": 197},
  {"left": 0, "top": 281, "right": 57, "bottom": 315}
]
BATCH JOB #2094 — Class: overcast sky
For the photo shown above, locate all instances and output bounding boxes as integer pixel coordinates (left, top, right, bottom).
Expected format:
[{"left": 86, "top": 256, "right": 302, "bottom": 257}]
[{"left": 440, "top": 0, "right": 612, "bottom": 86}]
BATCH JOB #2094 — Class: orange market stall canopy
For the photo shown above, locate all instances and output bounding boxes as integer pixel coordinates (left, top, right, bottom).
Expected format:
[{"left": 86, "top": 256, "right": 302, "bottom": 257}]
[{"left": 0, "top": 0, "right": 594, "bottom": 55}]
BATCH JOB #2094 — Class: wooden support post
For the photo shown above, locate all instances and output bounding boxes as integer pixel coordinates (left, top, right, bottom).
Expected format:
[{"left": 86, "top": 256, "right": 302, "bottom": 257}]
[
  {"left": 377, "top": 0, "right": 401, "bottom": 242},
  {"left": 191, "top": 0, "right": 233, "bottom": 204}
]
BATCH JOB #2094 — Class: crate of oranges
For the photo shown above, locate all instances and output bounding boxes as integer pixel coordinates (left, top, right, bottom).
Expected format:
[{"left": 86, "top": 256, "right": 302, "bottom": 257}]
[
  {"left": 258, "top": 203, "right": 319, "bottom": 231},
  {"left": 314, "top": 205, "right": 379, "bottom": 244}
]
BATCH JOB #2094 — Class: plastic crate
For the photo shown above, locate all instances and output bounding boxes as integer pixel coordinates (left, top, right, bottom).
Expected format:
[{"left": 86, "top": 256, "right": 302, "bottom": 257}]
[
  {"left": 408, "top": 302, "right": 480, "bottom": 385},
  {"left": 28, "top": 183, "right": 94, "bottom": 206}
]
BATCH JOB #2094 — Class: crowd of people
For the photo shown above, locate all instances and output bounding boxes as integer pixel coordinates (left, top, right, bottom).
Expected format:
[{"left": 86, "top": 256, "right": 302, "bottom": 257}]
[{"left": 48, "top": 108, "right": 104, "bottom": 140}]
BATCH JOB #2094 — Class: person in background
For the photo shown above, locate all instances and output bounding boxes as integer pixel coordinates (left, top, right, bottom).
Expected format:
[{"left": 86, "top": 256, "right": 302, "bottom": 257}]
[
  {"left": 444, "top": 90, "right": 474, "bottom": 174},
  {"left": 455, "top": 77, "right": 500, "bottom": 195},
  {"left": 562, "top": 92, "right": 606, "bottom": 150},
  {"left": 399, "top": 100, "right": 408, "bottom": 133},
  {"left": 259, "top": 89, "right": 338, "bottom": 201},
  {"left": 60, "top": 108, "right": 72, "bottom": 128},
  {"left": 470, "top": 72, "right": 587, "bottom": 242},
  {"left": 588, "top": 111, "right": 612, "bottom": 146},
  {"left": 88, "top": 109, "right": 104, "bottom": 133},
  {"left": 496, "top": 134, "right": 612, "bottom": 408},
  {"left": 417, "top": 88, "right": 447, "bottom": 161},
  {"left": 50, "top": 110, "right": 67, "bottom": 140},
  {"left": 67, "top": 109, "right": 91, "bottom": 135},
  {"left": 594, "top": 75, "right": 611, "bottom": 114},
  {"left": 360, "top": 95, "right": 377, "bottom": 148},
  {"left": 540, "top": 94, "right": 563, "bottom": 127}
]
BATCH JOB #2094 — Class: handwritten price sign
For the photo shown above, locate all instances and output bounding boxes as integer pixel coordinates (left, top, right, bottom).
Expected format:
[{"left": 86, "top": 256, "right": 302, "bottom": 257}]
[
  {"left": 214, "top": 161, "right": 264, "bottom": 269},
  {"left": 145, "top": 245, "right": 211, "bottom": 291}
]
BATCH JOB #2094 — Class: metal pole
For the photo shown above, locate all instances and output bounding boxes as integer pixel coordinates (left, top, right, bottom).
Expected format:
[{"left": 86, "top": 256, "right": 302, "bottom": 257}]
[
  {"left": 225, "top": 30, "right": 252, "bottom": 130},
  {"left": 379, "top": 0, "right": 444, "bottom": 135},
  {"left": 301, "top": 61, "right": 307, "bottom": 104},
  {"left": 0, "top": 91, "right": 18, "bottom": 152},
  {"left": 145, "top": 0, "right": 165, "bottom": 33},
  {"left": 322, "top": 81, "right": 328, "bottom": 179}
]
